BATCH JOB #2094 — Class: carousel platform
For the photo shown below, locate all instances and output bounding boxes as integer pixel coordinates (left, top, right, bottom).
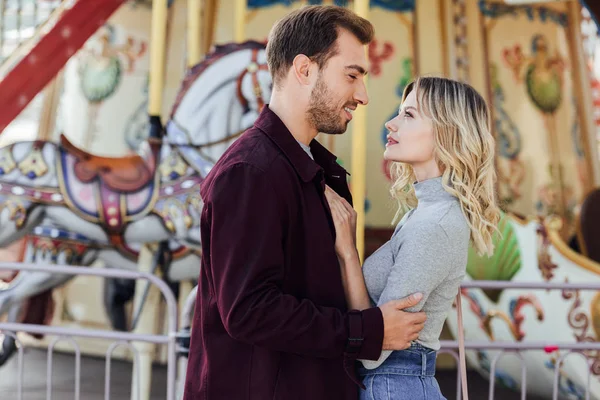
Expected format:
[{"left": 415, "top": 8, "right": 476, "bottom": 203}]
[{"left": 0, "top": 348, "right": 547, "bottom": 400}]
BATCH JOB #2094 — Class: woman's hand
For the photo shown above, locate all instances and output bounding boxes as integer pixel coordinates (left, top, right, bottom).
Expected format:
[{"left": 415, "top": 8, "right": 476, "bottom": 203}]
[
  {"left": 324, "top": 186, "right": 371, "bottom": 311},
  {"left": 324, "top": 185, "right": 357, "bottom": 260}
]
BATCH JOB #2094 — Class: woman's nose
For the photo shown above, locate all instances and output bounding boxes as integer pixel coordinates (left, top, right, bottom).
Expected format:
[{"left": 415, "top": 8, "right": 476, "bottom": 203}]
[{"left": 385, "top": 119, "right": 397, "bottom": 132}]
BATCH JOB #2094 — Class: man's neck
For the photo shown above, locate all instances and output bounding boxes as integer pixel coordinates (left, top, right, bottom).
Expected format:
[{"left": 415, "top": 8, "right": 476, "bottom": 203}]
[{"left": 269, "top": 92, "right": 318, "bottom": 146}]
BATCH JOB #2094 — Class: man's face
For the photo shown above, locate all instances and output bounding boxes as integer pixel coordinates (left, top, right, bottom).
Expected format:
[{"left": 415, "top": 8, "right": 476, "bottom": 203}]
[{"left": 306, "top": 29, "right": 369, "bottom": 135}]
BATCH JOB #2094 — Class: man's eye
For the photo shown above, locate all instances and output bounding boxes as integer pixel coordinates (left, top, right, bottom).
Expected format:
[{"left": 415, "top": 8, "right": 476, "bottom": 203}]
[{"left": 348, "top": 75, "right": 357, "bottom": 80}]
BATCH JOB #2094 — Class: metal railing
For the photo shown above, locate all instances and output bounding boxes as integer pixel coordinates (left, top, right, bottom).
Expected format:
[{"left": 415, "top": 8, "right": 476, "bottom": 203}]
[
  {"left": 2, "top": 268, "right": 600, "bottom": 399},
  {"left": 0, "top": 262, "right": 179, "bottom": 400},
  {"left": 441, "top": 280, "right": 600, "bottom": 400}
]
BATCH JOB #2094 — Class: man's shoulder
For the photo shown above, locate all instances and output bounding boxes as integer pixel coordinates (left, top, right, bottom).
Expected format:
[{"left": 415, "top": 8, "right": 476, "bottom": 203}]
[
  {"left": 201, "top": 127, "right": 293, "bottom": 195},
  {"left": 216, "top": 126, "right": 295, "bottom": 174}
]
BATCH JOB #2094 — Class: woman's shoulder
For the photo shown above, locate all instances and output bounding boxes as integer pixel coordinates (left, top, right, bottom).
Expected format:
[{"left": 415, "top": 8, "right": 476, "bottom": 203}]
[
  {"left": 437, "top": 201, "right": 470, "bottom": 239},
  {"left": 405, "top": 202, "right": 468, "bottom": 240}
]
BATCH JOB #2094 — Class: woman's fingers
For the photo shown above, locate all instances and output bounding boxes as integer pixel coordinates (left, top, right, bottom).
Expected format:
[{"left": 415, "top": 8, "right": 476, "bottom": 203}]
[
  {"left": 328, "top": 202, "right": 345, "bottom": 228},
  {"left": 325, "top": 186, "right": 354, "bottom": 225},
  {"left": 326, "top": 186, "right": 355, "bottom": 216},
  {"left": 343, "top": 199, "right": 355, "bottom": 215}
]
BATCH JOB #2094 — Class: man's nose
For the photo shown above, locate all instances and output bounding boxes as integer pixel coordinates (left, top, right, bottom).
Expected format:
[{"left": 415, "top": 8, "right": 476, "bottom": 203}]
[{"left": 354, "top": 82, "right": 369, "bottom": 106}]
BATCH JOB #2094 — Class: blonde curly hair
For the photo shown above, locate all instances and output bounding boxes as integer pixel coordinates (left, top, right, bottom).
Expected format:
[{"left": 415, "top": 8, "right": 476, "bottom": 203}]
[{"left": 390, "top": 76, "right": 501, "bottom": 257}]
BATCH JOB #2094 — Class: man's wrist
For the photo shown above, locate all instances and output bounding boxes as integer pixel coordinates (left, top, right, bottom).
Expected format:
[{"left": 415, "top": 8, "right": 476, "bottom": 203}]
[{"left": 355, "top": 307, "right": 384, "bottom": 360}]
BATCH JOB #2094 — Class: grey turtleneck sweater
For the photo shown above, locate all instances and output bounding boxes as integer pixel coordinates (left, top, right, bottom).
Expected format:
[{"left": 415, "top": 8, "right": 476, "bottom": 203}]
[{"left": 360, "top": 176, "right": 470, "bottom": 369}]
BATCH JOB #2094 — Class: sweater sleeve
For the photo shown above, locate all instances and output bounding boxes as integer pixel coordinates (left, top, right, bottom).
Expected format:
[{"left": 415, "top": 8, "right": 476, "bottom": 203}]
[{"left": 359, "top": 222, "right": 456, "bottom": 369}]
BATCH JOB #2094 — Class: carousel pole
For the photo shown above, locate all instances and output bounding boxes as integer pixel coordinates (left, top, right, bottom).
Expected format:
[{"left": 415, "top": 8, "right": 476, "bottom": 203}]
[
  {"left": 351, "top": 0, "right": 369, "bottom": 262},
  {"left": 566, "top": 0, "right": 600, "bottom": 190},
  {"left": 187, "top": 0, "right": 202, "bottom": 67},
  {"left": 176, "top": 1, "right": 203, "bottom": 395},
  {"left": 130, "top": 2, "right": 169, "bottom": 400},
  {"left": 37, "top": 71, "right": 64, "bottom": 142},
  {"left": 234, "top": 0, "right": 246, "bottom": 42},
  {"left": 148, "top": 0, "right": 168, "bottom": 118}
]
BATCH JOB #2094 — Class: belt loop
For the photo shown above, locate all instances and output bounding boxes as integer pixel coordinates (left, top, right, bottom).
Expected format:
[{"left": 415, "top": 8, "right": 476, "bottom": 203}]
[{"left": 421, "top": 350, "right": 427, "bottom": 376}]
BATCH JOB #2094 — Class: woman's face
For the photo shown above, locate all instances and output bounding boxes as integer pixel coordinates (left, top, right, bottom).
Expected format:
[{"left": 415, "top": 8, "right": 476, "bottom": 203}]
[{"left": 383, "top": 90, "right": 436, "bottom": 167}]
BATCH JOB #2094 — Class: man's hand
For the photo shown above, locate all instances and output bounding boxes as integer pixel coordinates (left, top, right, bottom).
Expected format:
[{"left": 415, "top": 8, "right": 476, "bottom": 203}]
[{"left": 379, "top": 293, "right": 426, "bottom": 350}]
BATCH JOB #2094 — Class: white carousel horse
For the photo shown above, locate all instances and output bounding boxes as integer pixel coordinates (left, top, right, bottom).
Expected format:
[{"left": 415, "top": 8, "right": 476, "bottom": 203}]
[
  {"left": 446, "top": 213, "right": 600, "bottom": 399},
  {"left": 0, "top": 40, "right": 271, "bottom": 365}
]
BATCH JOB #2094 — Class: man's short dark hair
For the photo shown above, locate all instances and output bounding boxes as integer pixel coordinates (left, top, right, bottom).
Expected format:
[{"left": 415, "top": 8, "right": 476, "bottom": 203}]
[{"left": 266, "top": 5, "right": 374, "bottom": 86}]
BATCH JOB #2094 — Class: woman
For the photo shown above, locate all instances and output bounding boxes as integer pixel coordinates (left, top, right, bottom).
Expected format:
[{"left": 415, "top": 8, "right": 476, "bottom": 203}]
[{"left": 325, "top": 76, "right": 500, "bottom": 399}]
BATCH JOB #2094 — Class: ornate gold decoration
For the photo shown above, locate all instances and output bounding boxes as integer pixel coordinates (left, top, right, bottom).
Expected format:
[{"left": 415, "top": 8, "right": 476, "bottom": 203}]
[
  {"left": 2, "top": 200, "right": 27, "bottom": 229},
  {"left": 18, "top": 146, "right": 48, "bottom": 179},
  {"left": 159, "top": 151, "right": 188, "bottom": 180},
  {"left": 0, "top": 147, "right": 16, "bottom": 175},
  {"left": 159, "top": 199, "right": 192, "bottom": 233}
]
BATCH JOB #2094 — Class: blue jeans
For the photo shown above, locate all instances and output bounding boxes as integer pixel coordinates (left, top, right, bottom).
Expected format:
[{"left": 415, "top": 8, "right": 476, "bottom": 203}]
[{"left": 358, "top": 343, "right": 446, "bottom": 400}]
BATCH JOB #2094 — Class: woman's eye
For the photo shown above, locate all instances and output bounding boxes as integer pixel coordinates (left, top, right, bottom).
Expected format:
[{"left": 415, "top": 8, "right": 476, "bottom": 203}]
[
  {"left": 348, "top": 74, "right": 357, "bottom": 80},
  {"left": 404, "top": 111, "right": 413, "bottom": 118}
]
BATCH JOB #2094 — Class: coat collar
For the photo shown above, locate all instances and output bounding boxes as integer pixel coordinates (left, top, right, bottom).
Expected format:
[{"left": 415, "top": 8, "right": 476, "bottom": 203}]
[{"left": 255, "top": 105, "right": 349, "bottom": 182}]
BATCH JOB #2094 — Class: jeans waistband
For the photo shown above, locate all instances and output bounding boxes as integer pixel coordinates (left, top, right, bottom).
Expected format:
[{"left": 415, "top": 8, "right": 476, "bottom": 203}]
[{"left": 359, "top": 342, "right": 437, "bottom": 377}]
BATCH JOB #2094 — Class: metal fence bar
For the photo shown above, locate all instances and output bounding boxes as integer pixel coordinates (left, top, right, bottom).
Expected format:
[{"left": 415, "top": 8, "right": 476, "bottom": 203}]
[
  {"left": 105, "top": 341, "right": 141, "bottom": 400},
  {"left": 488, "top": 350, "right": 527, "bottom": 400},
  {"left": 460, "top": 280, "right": 600, "bottom": 290},
  {"left": 0, "top": 261, "right": 179, "bottom": 400},
  {"left": 440, "top": 340, "right": 600, "bottom": 351},
  {"left": 46, "top": 335, "right": 81, "bottom": 400},
  {"left": 0, "top": 322, "right": 169, "bottom": 343},
  {"left": 552, "top": 351, "right": 593, "bottom": 400},
  {"left": 1, "top": 330, "right": 24, "bottom": 400},
  {"left": 437, "top": 349, "right": 461, "bottom": 399}
]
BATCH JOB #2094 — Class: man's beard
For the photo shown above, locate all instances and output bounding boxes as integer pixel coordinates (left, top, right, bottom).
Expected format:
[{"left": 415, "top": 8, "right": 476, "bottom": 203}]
[{"left": 306, "top": 76, "right": 349, "bottom": 135}]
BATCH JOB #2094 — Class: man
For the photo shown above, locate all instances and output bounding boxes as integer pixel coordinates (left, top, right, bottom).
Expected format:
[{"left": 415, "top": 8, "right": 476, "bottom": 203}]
[{"left": 183, "top": 5, "right": 426, "bottom": 400}]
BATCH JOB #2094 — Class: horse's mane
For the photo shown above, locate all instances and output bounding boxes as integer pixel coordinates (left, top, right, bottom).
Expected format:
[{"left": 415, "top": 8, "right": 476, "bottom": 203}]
[{"left": 169, "top": 40, "right": 267, "bottom": 118}]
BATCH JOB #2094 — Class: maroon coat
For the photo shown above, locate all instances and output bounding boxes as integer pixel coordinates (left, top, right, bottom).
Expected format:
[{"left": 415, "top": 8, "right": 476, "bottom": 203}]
[{"left": 183, "top": 106, "right": 384, "bottom": 400}]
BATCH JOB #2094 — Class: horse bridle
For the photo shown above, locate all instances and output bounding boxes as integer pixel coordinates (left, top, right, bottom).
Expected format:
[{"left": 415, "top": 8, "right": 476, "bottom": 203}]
[{"left": 236, "top": 48, "right": 270, "bottom": 115}]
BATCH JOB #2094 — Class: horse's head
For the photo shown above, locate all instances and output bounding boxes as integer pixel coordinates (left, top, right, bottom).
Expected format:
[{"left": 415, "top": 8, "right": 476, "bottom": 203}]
[{"left": 166, "top": 41, "right": 271, "bottom": 162}]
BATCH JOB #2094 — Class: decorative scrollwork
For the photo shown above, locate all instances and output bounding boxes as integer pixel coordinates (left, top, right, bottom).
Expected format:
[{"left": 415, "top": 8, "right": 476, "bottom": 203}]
[
  {"left": 536, "top": 222, "right": 558, "bottom": 281},
  {"left": 561, "top": 279, "right": 600, "bottom": 376},
  {"left": 458, "top": 289, "right": 543, "bottom": 341}
]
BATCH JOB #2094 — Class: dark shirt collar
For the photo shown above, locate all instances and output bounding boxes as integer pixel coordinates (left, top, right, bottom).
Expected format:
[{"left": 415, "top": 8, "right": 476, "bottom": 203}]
[{"left": 255, "top": 105, "right": 348, "bottom": 182}]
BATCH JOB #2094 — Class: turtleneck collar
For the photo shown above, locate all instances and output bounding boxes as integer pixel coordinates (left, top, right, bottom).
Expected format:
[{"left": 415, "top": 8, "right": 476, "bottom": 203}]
[{"left": 414, "top": 176, "right": 456, "bottom": 205}]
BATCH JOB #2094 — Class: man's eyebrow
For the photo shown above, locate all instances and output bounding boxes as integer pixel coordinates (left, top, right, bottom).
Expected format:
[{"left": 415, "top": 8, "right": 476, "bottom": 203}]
[{"left": 345, "top": 65, "right": 368, "bottom": 75}]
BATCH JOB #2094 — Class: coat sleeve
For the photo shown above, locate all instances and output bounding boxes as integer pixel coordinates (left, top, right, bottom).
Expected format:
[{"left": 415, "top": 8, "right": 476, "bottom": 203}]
[{"left": 202, "top": 162, "right": 383, "bottom": 360}]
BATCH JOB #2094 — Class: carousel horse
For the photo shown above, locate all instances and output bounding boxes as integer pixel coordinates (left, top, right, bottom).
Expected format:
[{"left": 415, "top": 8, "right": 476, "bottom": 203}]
[{"left": 0, "top": 40, "right": 271, "bottom": 365}]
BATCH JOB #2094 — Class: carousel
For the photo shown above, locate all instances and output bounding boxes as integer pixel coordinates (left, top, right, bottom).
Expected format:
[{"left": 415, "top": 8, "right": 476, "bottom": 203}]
[{"left": 0, "top": 0, "right": 600, "bottom": 399}]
